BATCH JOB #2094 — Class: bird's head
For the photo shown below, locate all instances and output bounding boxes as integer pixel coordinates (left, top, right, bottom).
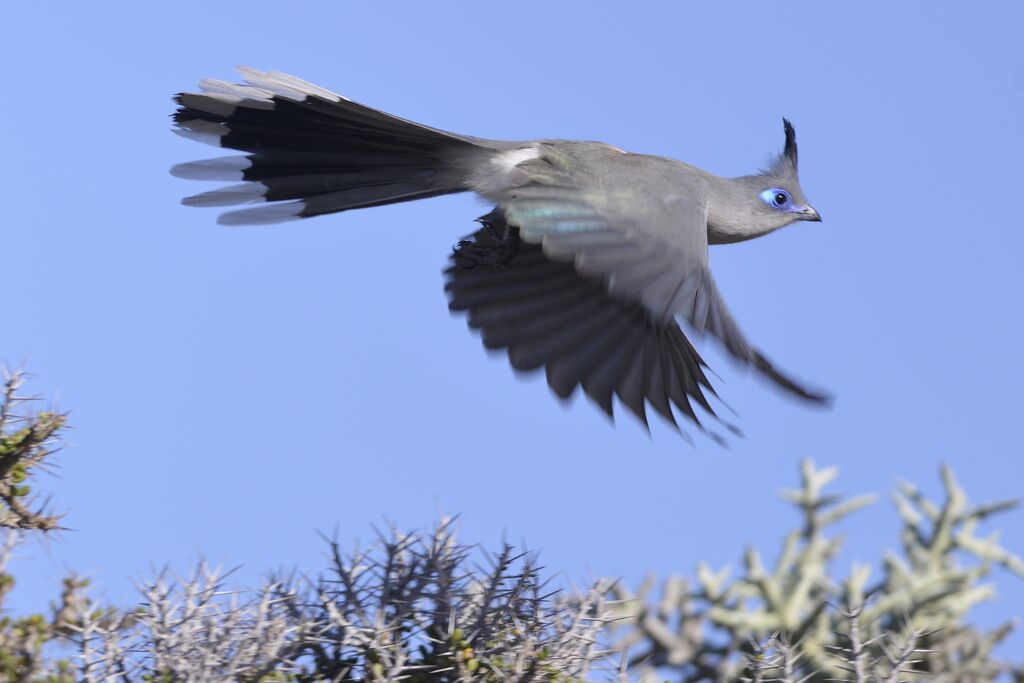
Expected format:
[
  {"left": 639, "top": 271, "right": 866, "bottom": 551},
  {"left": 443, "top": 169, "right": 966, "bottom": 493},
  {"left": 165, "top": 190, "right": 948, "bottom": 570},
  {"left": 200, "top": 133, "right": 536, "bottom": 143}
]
[
  {"left": 751, "top": 119, "right": 820, "bottom": 226},
  {"left": 708, "top": 119, "right": 821, "bottom": 244}
]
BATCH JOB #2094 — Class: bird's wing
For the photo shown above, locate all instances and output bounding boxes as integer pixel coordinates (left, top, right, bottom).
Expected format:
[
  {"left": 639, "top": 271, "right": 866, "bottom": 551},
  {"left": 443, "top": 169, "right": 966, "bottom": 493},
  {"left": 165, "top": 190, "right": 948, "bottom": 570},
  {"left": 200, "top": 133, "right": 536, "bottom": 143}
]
[
  {"left": 502, "top": 152, "right": 830, "bottom": 403},
  {"left": 446, "top": 219, "right": 739, "bottom": 443}
]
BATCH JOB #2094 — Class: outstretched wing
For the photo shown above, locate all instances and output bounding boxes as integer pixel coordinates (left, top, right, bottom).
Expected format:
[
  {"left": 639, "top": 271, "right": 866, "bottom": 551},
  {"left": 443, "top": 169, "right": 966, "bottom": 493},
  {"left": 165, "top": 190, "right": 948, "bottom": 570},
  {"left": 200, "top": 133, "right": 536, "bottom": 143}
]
[
  {"left": 499, "top": 148, "right": 831, "bottom": 404},
  {"left": 445, "top": 218, "right": 739, "bottom": 442}
]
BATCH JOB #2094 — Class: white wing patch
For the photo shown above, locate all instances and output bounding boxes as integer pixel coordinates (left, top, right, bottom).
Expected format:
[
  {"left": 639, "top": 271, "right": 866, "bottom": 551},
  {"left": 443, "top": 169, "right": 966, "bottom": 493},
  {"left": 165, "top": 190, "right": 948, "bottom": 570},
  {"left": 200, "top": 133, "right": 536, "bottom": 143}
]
[{"left": 493, "top": 146, "right": 542, "bottom": 172}]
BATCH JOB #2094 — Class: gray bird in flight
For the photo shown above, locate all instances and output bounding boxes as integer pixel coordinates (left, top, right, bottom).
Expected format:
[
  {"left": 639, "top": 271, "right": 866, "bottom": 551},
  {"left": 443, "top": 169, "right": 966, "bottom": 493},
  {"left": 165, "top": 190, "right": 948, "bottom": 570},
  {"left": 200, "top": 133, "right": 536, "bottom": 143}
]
[{"left": 172, "top": 67, "right": 830, "bottom": 442}]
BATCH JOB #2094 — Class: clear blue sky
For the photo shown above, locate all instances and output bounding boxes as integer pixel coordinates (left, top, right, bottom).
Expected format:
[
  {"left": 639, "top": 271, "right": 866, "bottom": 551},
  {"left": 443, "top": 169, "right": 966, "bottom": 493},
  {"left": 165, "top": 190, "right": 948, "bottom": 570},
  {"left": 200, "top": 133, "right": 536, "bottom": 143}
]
[{"left": 5, "top": 0, "right": 1023, "bottom": 662}]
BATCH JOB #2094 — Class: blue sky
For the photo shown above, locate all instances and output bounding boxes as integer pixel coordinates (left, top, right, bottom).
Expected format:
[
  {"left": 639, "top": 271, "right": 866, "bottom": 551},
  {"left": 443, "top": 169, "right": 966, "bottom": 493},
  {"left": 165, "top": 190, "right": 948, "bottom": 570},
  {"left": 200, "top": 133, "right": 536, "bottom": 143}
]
[{"left": 4, "top": 0, "right": 1024, "bottom": 663}]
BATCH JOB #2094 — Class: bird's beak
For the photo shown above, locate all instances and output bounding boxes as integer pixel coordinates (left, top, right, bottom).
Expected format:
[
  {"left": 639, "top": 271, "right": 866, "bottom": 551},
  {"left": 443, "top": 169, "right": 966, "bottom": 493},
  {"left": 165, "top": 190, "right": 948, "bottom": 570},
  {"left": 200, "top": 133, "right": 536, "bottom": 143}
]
[{"left": 797, "top": 205, "right": 822, "bottom": 222}]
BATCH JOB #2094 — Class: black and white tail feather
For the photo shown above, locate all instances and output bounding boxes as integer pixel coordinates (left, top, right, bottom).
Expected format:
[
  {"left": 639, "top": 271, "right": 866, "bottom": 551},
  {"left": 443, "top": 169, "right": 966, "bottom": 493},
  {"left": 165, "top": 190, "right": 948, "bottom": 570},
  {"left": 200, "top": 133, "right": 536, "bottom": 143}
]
[
  {"left": 172, "top": 67, "right": 826, "bottom": 443},
  {"left": 172, "top": 67, "right": 493, "bottom": 225}
]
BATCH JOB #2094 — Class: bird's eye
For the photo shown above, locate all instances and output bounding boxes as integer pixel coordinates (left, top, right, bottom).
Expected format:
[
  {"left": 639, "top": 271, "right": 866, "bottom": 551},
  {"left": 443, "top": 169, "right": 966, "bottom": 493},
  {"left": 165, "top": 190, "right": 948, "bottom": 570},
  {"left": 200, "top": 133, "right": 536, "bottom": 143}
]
[{"left": 760, "top": 188, "right": 791, "bottom": 210}]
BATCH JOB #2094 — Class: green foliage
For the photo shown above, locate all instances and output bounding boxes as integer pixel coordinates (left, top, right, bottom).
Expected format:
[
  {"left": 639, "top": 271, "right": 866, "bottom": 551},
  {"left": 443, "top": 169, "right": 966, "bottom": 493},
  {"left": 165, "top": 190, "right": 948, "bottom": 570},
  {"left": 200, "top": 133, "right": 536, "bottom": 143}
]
[
  {"left": 1, "top": 370, "right": 1022, "bottom": 681},
  {"left": 0, "top": 369, "right": 77, "bottom": 681},
  {"left": 0, "top": 370, "right": 67, "bottom": 532},
  {"left": 609, "top": 459, "right": 1024, "bottom": 682},
  {"left": 2, "top": 521, "right": 611, "bottom": 681}
]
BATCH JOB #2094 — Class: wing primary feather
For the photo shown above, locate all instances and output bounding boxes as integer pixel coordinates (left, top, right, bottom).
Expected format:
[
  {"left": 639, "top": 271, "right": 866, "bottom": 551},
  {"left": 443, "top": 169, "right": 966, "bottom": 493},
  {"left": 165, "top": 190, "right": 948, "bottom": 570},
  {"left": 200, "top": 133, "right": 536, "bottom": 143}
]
[
  {"left": 448, "top": 272, "right": 581, "bottom": 313},
  {"left": 507, "top": 303, "right": 622, "bottom": 371},
  {"left": 548, "top": 311, "right": 634, "bottom": 401},
  {"left": 469, "top": 281, "right": 599, "bottom": 329},
  {"left": 579, "top": 333, "right": 641, "bottom": 418},
  {"left": 659, "top": 333, "right": 702, "bottom": 428},
  {"left": 640, "top": 332, "right": 679, "bottom": 431},
  {"left": 613, "top": 328, "right": 650, "bottom": 430},
  {"left": 482, "top": 290, "right": 607, "bottom": 351},
  {"left": 665, "top": 327, "right": 742, "bottom": 427},
  {"left": 752, "top": 352, "right": 834, "bottom": 405}
]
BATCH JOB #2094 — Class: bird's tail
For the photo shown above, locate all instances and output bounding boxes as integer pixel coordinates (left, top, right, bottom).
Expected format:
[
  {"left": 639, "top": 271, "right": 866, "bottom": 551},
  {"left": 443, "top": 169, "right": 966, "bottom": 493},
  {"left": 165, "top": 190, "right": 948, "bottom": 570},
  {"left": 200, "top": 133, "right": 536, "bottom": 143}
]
[{"left": 171, "top": 67, "right": 491, "bottom": 225}]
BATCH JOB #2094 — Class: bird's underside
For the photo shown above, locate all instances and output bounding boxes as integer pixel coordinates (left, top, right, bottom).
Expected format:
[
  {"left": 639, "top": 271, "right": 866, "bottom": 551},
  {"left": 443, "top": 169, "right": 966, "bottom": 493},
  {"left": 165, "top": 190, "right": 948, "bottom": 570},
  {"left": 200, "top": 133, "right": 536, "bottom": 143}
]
[{"left": 171, "top": 67, "right": 831, "bottom": 443}]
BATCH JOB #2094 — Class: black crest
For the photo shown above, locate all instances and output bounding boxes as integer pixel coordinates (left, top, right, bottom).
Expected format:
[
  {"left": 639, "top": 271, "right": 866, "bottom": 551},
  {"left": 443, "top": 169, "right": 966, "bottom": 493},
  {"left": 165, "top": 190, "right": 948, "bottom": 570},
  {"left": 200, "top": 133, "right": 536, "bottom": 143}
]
[{"left": 782, "top": 118, "right": 798, "bottom": 166}]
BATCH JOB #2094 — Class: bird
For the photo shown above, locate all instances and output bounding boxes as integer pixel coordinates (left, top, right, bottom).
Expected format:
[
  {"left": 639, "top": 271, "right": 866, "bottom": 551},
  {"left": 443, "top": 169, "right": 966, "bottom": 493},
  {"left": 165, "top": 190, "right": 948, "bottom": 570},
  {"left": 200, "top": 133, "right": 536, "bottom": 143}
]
[{"left": 171, "top": 67, "right": 831, "bottom": 443}]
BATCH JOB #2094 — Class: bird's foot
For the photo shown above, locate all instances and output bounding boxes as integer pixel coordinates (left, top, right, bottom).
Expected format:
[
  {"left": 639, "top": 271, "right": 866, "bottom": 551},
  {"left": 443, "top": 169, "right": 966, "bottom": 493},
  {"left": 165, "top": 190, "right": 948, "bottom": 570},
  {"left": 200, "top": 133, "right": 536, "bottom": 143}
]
[{"left": 453, "top": 221, "right": 521, "bottom": 269}]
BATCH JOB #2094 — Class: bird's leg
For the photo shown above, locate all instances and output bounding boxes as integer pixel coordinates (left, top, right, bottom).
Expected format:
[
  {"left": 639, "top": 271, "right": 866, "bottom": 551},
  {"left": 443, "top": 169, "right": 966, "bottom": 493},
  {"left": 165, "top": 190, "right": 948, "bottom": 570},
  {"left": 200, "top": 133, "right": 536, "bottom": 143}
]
[{"left": 452, "top": 214, "right": 521, "bottom": 269}]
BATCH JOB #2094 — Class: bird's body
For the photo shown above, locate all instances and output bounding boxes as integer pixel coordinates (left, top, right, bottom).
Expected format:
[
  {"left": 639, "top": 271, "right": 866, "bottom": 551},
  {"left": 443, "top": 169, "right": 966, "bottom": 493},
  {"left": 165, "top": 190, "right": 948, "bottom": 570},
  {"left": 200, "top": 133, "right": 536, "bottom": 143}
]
[{"left": 172, "top": 67, "right": 829, "bottom": 441}]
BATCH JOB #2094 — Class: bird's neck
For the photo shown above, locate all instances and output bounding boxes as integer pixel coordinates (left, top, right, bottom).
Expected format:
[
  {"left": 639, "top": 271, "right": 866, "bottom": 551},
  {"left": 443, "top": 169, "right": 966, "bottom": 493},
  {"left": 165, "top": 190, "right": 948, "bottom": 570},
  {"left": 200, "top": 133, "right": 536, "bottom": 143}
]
[{"left": 705, "top": 175, "right": 777, "bottom": 245}]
